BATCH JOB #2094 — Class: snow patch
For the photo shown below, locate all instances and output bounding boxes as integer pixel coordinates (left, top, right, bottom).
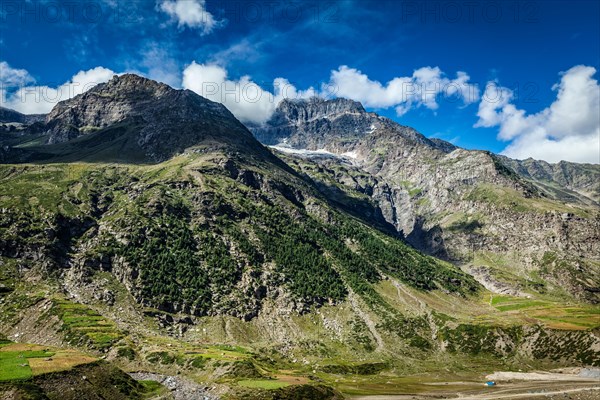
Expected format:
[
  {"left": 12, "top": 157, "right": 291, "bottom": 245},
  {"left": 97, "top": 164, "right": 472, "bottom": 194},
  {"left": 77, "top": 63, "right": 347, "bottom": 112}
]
[
  {"left": 270, "top": 144, "right": 361, "bottom": 164},
  {"left": 342, "top": 150, "right": 359, "bottom": 159},
  {"left": 270, "top": 145, "right": 337, "bottom": 157}
]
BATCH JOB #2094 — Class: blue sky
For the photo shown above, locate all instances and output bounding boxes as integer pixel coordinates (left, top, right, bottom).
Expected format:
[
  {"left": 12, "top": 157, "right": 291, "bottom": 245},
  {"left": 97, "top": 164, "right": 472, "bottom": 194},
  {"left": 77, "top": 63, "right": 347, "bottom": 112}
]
[{"left": 1, "top": 0, "right": 599, "bottom": 163}]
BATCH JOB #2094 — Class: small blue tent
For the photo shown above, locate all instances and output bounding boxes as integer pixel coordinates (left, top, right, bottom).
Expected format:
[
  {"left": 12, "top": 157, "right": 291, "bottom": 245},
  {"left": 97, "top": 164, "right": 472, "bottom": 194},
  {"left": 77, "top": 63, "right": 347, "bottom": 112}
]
[{"left": 485, "top": 381, "right": 496, "bottom": 386}]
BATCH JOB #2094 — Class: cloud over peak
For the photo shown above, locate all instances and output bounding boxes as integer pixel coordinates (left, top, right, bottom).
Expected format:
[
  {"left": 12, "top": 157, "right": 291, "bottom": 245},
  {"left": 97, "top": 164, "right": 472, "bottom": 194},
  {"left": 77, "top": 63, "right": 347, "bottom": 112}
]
[
  {"left": 182, "top": 62, "right": 316, "bottom": 124},
  {"left": 179, "top": 63, "right": 483, "bottom": 125},
  {"left": 0, "top": 62, "right": 35, "bottom": 88},
  {"left": 1, "top": 66, "right": 116, "bottom": 114},
  {"left": 326, "top": 65, "right": 480, "bottom": 116}
]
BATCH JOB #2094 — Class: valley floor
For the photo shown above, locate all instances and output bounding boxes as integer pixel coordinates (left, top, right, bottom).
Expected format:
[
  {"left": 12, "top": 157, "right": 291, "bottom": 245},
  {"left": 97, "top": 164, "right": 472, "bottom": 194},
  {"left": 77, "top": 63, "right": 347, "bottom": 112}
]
[{"left": 350, "top": 380, "right": 600, "bottom": 400}]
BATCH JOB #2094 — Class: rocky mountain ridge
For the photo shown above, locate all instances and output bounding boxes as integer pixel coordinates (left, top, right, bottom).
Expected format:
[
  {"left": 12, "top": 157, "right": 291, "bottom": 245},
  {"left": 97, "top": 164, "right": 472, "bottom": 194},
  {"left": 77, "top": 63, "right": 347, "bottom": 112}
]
[
  {"left": 0, "top": 106, "right": 45, "bottom": 124},
  {"left": 498, "top": 155, "right": 600, "bottom": 203}
]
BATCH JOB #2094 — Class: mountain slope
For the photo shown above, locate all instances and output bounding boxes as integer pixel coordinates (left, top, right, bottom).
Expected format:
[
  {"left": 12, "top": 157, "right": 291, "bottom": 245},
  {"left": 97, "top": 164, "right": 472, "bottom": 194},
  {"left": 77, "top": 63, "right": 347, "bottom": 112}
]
[
  {"left": 0, "top": 76, "right": 477, "bottom": 313},
  {"left": 0, "top": 77, "right": 598, "bottom": 399},
  {"left": 498, "top": 155, "right": 600, "bottom": 204},
  {"left": 252, "top": 98, "right": 600, "bottom": 303}
]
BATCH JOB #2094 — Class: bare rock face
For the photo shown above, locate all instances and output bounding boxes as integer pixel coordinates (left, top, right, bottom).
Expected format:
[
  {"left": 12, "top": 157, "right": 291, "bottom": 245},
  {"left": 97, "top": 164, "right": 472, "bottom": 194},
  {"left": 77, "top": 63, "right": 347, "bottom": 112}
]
[
  {"left": 252, "top": 97, "right": 435, "bottom": 151},
  {"left": 276, "top": 97, "right": 365, "bottom": 122},
  {"left": 252, "top": 97, "right": 372, "bottom": 148},
  {"left": 253, "top": 97, "right": 600, "bottom": 302}
]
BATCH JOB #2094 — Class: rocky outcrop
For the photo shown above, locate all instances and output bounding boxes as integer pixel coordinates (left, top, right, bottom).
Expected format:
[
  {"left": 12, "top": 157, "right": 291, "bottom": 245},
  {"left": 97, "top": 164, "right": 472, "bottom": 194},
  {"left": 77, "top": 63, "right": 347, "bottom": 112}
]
[
  {"left": 252, "top": 97, "right": 437, "bottom": 151},
  {"left": 252, "top": 97, "right": 375, "bottom": 148}
]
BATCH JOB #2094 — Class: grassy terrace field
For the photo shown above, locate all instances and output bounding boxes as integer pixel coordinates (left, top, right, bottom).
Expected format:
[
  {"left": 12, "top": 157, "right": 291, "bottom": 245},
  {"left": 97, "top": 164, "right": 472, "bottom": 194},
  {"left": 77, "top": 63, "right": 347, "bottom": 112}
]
[
  {"left": 374, "top": 279, "right": 600, "bottom": 331},
  {"left": 0, "top": 341, "right": 96, "bottom": 381},
  {"left": 0, "top": 340, "right": 170, "bottom": 399},
  {"left": 489, "top": 295, "right": 600, "bottom": 330},
  {"left": 466, "top": 184, "right": 594, "bottom": 217},
  {"left": 48, "top": 299, "right": 125, "bottom": 350},
  {"left": 237, "top": 379, "right": 291, "bottom": 389}
]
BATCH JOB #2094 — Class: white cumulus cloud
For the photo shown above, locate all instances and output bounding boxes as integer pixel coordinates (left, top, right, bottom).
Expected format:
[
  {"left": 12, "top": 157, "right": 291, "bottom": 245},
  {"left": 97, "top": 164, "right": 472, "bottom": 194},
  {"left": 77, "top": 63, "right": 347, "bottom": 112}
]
[
  {"left": 2, "top": 66, "right": 116, "bottom": 114},
  {"left": 182, "top": 62, "right": 316, "bottom": 124},
  {"left": 474, "top": 65, "right": 600, "bottom": 164},
  {"left": 182, "top": 63, "right": 481, "bottom": 124},
  {"left": 159, "top": 0, "right": 221, "bottom": 34},
  {"left": 0, "top": 61, "right": 35, "bottom": 88},
  {"left": 1, "top": 61, "right": 36, "bottom": 105},
  {"left": 325, "top": 65, "right": 480, "bottom": 116}
]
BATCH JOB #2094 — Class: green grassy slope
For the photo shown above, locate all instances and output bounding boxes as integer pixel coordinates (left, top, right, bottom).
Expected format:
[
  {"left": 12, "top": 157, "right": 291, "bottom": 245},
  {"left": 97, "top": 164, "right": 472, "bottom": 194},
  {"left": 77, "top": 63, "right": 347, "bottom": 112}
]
[
  {"left": 0, "top": 153, "right": 478, "bottom": 316},
  {"left": 0, "top": 152, "right": 598, "bottom": 398}
]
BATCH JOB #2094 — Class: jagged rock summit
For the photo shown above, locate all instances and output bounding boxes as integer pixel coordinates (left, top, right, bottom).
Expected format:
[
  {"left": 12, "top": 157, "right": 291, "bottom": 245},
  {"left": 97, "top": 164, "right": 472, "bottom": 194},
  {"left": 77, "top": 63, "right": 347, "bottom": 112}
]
[
  {"left": 276, "top": 97, "right": 366, "bottom": 120},
  {"left": 252, "top": 96, "right": 441, "bottom": 152}
]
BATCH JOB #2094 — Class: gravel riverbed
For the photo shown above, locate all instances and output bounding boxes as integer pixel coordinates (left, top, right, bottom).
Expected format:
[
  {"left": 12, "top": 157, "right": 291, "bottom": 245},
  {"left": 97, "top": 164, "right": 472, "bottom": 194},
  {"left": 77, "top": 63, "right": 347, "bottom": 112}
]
[{"left": 129, "top": 372, "right": 219, "bottom": 400}]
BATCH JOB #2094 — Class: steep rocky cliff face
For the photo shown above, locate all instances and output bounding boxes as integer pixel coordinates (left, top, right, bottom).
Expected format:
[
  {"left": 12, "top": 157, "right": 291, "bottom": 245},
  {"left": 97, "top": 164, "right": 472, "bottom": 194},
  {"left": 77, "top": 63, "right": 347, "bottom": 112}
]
[
  {"left": 252, "top": 98, "right": 369, "bottom": 147},
  {"left": 252, "top": 98, "right": 600, "bottom": 303}
]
